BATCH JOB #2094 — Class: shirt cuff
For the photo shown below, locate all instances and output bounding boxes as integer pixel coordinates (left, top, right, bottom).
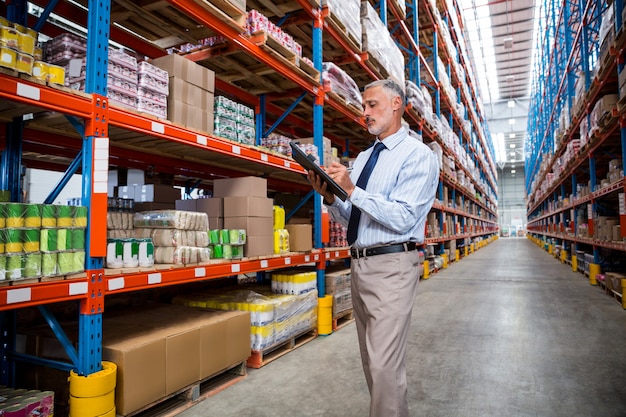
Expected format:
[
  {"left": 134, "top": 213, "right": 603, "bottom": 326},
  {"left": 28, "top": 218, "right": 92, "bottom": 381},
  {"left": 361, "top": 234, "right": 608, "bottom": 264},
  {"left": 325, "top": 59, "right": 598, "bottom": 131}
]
[{"left": 349, "top": 187, "right": 366, "bottom": 208}]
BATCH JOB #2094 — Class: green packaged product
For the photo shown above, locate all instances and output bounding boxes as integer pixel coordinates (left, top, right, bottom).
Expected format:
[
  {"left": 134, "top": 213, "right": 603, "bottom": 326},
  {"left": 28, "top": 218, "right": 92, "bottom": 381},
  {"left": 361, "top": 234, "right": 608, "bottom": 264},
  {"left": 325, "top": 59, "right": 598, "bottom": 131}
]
[
  {"left": 0, "top": 202, "right": 6, "bottom": 228},
  {"left": 209, "top": 230, "right": 220, "bottom": 245},
  {"left": 74, "top": 250, "right": 85, "bottom": 272},
  {"left": 5, "top": 228, "right": 23, "bottom": 253},
  {"left": 223, "top": 244, "right": 233, "bottom": 259},
  {"left": 40, "top": 228, "right": 58, "bottom": 252},
  {"left": 6, "top": 254, "right": 24, "bottom": 280},
  {"left": 24, "top": 253, "right": 42, "bottom": 278},
  {"left": 57, "top": 205, "right": 74, "bottom": 227},
  {"left": 0, "top": 255, "right": 6, "bottom": 280},
  {"left": 57, "top": 229, "right": 72, "bottom": 251},
  {"left": 5, "top": 203, "right": 25, "bottom": 227},
  {"left": 58, "top": 251, "right": 75, "bottom": 275},
  {"left": 41, "top": 204, "right": 57, "bottom": 227},
  {"left": 219, "top": 229, "right": 230, "bottom": 244},
  {"left": 71, "top": 228, "right": 85, "bottom": 250},
  {"left": 0, "top": 229, "right": 5, "bottom": 254},
  {"left": 42, "top": 252, "right": 58, "bottom": 276},
  {"left": 23, "top": 228, "right": 40, "bottom": 253},
  {"left": 212, "top": 244, "right": 223, "bottom": 259},
  {"left": 24, "top": 204, "right": 42, "bottom": 227},
  {"left": 74, "top": 206, "right": 88, "bottom": 227}
]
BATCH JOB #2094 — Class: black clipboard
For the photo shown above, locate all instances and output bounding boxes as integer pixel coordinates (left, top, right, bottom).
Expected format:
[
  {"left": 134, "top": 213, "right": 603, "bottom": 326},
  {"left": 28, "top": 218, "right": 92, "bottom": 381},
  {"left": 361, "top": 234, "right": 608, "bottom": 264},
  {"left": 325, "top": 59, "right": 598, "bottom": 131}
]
[{"left": 290, "top": 141, "right": 349, "bottom": 201}]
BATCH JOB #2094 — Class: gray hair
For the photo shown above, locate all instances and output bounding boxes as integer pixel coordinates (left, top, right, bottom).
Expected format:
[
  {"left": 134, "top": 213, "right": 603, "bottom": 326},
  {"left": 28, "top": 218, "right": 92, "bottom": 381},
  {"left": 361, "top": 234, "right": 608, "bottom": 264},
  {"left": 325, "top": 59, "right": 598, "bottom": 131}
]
[{"left": 364, "top": 79, "right": 406, "bottom": 112}]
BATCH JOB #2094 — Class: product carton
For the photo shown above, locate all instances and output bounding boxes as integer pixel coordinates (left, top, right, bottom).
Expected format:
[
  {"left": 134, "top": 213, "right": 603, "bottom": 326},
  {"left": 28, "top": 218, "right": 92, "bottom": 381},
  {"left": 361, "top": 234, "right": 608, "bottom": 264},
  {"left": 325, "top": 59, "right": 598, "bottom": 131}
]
[
  {"left": 285, "top": 224, "right": 313, "bottom": 251},
  {"left": 134, "top": 184, "right": 181, "bottom": 203},
  {"left": 223, "top": 196, "right": 273, "bottom": 217},
  {"left": 245, "top": 235, "right": 275, "bottom": 257},
  {"left": 151, "top": 53, "right": 215, "bottom": 92},
  {"left": 224, "top": 216, "right": 273, "bottom": 237},
  {"left": 213, "top": 176, "right": 267, "bottom": 198},
  {"left": 196, "top": 197, "right": 224, "bottom": 217}
]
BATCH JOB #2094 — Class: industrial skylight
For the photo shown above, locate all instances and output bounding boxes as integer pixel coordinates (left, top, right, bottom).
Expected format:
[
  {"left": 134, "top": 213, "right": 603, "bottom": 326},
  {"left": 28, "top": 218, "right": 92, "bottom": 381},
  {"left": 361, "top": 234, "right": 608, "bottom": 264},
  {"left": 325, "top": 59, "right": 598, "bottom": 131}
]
[{"left": 463, "top": 0, "right": 499, "bottom": 103}]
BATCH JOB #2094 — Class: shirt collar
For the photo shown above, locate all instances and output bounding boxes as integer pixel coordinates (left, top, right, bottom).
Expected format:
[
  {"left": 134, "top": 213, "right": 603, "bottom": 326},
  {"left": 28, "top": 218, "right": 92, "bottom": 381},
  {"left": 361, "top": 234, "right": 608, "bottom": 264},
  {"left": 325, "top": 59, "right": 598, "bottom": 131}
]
[{"left": 376, "top": 125, "right": 406, "bottom": 151}]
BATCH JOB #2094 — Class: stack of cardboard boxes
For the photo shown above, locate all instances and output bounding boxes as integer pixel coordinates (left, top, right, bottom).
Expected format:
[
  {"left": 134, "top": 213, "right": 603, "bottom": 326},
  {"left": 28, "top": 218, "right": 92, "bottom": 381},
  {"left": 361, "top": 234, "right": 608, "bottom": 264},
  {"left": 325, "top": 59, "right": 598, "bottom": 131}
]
[
  {"left": 176, "top": 197, "right": 224, "bottom": 231},
  {"left": 151, "top": 53, "right": 215, "bottom": 134},
  {"left": 113, "top": 168, "right": 181, "bottom": 211},
  {"left": 214, "top": 176, "right": 274, "bottom": 257}
]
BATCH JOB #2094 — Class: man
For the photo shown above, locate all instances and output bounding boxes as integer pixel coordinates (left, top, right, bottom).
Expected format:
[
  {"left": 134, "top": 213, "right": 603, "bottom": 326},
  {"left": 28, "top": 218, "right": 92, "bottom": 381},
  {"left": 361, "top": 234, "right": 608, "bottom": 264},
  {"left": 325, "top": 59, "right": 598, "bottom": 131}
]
[{"left": 307, "top": 79, "right": 440, "bottom": 417}]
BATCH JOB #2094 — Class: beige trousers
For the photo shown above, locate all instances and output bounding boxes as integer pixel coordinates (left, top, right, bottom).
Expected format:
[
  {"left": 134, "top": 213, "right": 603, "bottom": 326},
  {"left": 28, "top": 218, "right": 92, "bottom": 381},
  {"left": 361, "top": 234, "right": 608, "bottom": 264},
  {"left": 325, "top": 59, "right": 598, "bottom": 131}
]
[{"left": 351, "top": 249, "right": 421, "bottom": 417}]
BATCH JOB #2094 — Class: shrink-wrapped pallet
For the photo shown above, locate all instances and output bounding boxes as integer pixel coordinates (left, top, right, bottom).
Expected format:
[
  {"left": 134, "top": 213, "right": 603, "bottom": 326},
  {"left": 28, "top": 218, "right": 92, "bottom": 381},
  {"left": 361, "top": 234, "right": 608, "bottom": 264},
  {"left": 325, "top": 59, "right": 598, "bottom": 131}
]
[
  {"left": 322, "top": 62, "right": 362, "bottom": 108},
  {"left": 326, "top": 0, "right": 362, "bottom": 50},
  {"left": 360, "top": 2, "right": 405, "bottom": 87}
]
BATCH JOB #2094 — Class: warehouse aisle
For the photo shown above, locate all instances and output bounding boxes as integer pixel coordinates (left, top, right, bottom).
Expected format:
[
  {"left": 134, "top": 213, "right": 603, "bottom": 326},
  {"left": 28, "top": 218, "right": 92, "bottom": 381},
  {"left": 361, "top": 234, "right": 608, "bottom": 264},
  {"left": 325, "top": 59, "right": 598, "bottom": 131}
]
[{"left": 178, "top": 238, "right": 626, "bottom": 417}]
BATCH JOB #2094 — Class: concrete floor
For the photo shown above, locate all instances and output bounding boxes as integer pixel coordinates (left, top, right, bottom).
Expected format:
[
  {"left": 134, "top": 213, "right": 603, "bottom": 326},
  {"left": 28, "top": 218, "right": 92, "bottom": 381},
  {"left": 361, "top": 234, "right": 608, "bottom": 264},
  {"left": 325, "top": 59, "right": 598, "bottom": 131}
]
[{"left": 178, "top": 238, "right": 626, "bottom": 417}]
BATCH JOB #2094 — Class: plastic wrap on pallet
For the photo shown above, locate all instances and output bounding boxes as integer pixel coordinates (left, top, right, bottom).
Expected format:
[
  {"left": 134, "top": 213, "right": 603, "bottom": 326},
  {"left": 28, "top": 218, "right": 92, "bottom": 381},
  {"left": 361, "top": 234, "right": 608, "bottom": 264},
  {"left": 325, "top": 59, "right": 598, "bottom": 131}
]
[
  {"left": 322, "top": 62, "right": 362, "bottom": 107},
  {"left": 326, "top": 0, "right": 362, "bottom": 50},
  {"left": 360, "top": 2, "right": 405, "bottom": 86},
  {"left": 134, "top": 228, "right": 209, "bottom": 247},
  {"left": 154, "top": 246, "right": 211, "bottom": 264},
  {"left": 133, "top": 210, "right": 209, "bottom": 231}
]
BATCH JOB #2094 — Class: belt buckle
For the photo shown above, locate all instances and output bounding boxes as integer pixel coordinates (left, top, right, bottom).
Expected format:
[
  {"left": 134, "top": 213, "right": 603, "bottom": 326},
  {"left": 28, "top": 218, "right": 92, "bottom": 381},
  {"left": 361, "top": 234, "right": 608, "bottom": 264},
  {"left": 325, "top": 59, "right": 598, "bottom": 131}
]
[{"left": 351, "top": 248, "right": 364, "bottom": 259}]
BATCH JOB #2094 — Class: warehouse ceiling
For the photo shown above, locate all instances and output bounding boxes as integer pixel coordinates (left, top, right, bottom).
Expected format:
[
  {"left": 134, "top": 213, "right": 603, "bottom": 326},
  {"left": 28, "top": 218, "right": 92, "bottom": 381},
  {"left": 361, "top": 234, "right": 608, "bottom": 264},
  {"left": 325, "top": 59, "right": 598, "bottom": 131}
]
[{"left": 462, "top": 0, "right": 539, "bottom": 173}]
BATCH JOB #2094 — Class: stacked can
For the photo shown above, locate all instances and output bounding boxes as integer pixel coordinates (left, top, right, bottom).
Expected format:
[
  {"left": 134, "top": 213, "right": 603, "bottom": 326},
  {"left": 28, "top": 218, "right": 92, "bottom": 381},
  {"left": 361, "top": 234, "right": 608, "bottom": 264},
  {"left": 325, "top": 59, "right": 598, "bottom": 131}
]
[
  {"left": 0, "top": 203, "right": 88, "bottom": 281},
  {"left": 0, "top": 17, "right": 38, "bottom": 76},
  {"left": 209, "top": 229, "right": 246, "bottom": 259}
]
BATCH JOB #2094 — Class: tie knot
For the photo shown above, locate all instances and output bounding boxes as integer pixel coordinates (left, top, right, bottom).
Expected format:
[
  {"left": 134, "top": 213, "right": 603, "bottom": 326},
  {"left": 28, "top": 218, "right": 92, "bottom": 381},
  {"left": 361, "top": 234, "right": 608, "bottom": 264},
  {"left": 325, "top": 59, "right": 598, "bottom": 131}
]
[{"left": 373, "top": 141, "right": 385, "bottom": 154}]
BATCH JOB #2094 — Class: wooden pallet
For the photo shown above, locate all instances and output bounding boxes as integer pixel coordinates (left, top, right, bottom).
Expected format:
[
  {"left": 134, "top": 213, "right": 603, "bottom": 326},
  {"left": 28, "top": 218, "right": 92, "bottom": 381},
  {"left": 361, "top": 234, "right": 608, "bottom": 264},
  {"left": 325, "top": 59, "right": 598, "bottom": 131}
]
[
  {"left": 332, "top": 309, "right": 354, "bottom": 332},
  {"left": 325, "top": 11, "right": 362, "bottom": 53},
  {"left": 122, "top": 361, "right": 247, "bottom": 417},
  {"left": 325, "top": 90, "right": 364, "bottom": 117},
  {"left": 247, "top": 327, "right": 318, "bottom": 369}
]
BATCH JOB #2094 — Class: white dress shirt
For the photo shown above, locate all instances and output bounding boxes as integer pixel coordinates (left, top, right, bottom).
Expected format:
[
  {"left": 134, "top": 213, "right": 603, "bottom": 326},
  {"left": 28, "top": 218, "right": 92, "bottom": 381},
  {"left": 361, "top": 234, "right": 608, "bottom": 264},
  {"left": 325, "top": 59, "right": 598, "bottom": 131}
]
[{"left": 327, "top": 126, "right": 440, "bottom": 248}]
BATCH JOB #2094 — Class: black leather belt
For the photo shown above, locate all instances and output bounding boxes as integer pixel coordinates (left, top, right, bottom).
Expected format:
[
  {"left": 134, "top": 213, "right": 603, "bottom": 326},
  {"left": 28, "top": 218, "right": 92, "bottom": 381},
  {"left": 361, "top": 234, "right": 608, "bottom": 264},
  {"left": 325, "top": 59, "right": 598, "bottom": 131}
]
[{"left": 350, "top": 242, "right": 417, "bottom": 259}]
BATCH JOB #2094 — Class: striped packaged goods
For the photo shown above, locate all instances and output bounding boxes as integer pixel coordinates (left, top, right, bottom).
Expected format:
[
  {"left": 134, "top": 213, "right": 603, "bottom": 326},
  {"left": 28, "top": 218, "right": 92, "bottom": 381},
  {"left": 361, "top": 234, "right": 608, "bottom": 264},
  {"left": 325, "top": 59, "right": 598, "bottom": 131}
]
[{"left": 41, "top": 204, "right": 57, "bottom": 228}]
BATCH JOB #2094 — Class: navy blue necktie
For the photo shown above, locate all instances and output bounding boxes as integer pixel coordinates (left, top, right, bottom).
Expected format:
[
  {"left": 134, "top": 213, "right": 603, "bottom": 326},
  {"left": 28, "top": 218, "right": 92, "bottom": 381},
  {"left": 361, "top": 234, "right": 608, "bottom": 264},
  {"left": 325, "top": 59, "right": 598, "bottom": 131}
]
[{"left": 347, "top": 141, "right": 386, "bottom": 246}]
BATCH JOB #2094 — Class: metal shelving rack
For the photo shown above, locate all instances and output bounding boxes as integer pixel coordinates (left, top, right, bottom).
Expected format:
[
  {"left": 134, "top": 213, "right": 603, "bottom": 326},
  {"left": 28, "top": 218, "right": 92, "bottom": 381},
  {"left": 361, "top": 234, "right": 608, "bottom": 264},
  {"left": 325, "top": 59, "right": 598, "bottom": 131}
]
[
  {"left": 525, "top": 0, "right": 626, "bottom": 284},
  {"left": 0, "top": 0, "right": 499, "bottom": 387},
  {"left": 404, "top": 0, "right": 499, "bottom": 257}
]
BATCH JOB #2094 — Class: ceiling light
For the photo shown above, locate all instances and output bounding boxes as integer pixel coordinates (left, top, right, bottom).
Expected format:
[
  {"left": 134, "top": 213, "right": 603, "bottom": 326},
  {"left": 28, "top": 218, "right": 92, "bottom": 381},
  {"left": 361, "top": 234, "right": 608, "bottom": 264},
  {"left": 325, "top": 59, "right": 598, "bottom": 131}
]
[
  {"left": 509, "top": 118, "right": 516, "bottom": 125},
  {"left": 510, "top": 143, "right": 516, "bottom": 148},
  {"left": 509, "top": 133, "right": 515, "bottom": 138},
  {"left": 510, "top": 151, "right": 515, "bottom": 156},
  {"left": 508, "top": 100, "right": 515, "bottom": 108},
  {"left": 504, "top": 37, "right": 514, "bottom": 49},
  {"left": 511, "top": 169, "right": 516, "bottom": 173}
]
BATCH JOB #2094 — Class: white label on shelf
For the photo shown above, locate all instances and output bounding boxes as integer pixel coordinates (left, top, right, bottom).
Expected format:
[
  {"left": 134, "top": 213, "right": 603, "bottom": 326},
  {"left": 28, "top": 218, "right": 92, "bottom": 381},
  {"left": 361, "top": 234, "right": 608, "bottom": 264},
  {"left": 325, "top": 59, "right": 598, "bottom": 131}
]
[
  {"left": 232, "top": 145, "right": 241, "bottom": 154},
  {"left": 587, "top": 204, "right": 593, "bottom": 220},
  {"left": 314, "top": 254, "right": 320, "bottom": 261},
  {"left": 6, "top": 288, "right": 31, "bottom": 304},
  {"left": 284, "top": 257, "right": 292, "bottom": 265},
  {"left": 304, "top": 255, "right": 310, "bottom": 262},
  {"left": 335, "top": 251, "right": 339, "bottom": 258},
  {"left": 151, "top": 122, "right": 165, "bottom": 134},
  {"left": 620, "top": 193, "right": 625, "bottom": 215},
  {"left": 16, "top": 83, "right": 40, "bottom": 101},
  {"left": 284, "top": 160, "right": 291, "bottom": 168},
  {"left": 194, "top": 268, "right": 206, "bottom": 277},
  {"left": 231, "top": 264, "right": 241, "bottom": 273},
  {"left": 148, "top": 273, "right": 162, "bottom": 284},
  {"left": 260, "top": 260, "right": 269, "bottom": 268},
  {"left": 108, "top": 277, "right": 125, "bottom": 291},
  {"left": 69, "top": 282, "right": 88, "bottom": 295},
  {"left": 261, "top": 153, "right": 268, "bottom": 162},
  {"left": 197, "top": 135, "right": 207, "bottom": 146},
  {"left": 94, "top": 158, "right": 108, "bottom": 171},
  {"left": 325, "top": 252, "right": 330, "bottom": 259}
]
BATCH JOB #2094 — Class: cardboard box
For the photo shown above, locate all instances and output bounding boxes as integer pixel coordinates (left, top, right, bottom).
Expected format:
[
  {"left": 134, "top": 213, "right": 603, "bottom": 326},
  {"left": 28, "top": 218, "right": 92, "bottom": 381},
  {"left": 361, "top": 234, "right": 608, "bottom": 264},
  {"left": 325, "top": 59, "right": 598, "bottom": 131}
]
[
  {"left": 151, "top": 53, "right": 215, "bottom": 92},
  {"left": 286, "top": 224, "right": 313, "bottom": 252},
  {"left": 196, "top": 197, "right": 224, "bottom": 217},
  {"left": 168, "top": 100, "right": 214, "bottom": 134},
  {"left": 115, "top": 185, "right": 134, "bottom": 200},
  {"left": 213, "top": 176, "right": 267, "bottom": 198},
  {"left": 245, "top": 235, "right": 274, "bottom": 257},
  {"left": 134, "top": 202, "right": 176, "bottom": 211},
  {"left": 223, "top": 196, "right": 273, "bottom": 217},
  {"left": 103, "top": 328, "right": 167, "bottom": 416},
  {"left": 134, "top": 184, "right": 181, "bottom": 203},
  {"left": 176, "top": 199, "right": 197, "bottom": 211},
  {"left": 208, "top": 216, "right": 224, "bottom": 230},
  {"left": 296, "top": 136, "right": 332, "bottom": 165},
  {"left": 224, "top": 216, "right": 273, "bottom": 237},
  {"left": 162, "top": 327, "right": 201, "bottom": 394}
]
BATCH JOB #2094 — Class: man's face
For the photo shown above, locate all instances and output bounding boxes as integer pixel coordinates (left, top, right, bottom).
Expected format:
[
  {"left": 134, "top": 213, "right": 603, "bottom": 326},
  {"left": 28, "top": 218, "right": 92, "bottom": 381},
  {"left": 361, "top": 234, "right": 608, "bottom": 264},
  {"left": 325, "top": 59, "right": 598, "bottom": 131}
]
[{"left": 362, "top": 85, "right": 396, "bottom": 138}]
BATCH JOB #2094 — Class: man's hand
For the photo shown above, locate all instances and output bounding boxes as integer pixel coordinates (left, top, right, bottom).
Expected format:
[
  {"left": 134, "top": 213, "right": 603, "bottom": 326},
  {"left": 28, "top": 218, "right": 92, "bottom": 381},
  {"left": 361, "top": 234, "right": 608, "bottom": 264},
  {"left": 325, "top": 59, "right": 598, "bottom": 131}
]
[
  {"left": 325, "top": 162, "right": 355, "bottom": 197},
  {"left": 307, "top": 170, "right": 335, "bottom": 204}
]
